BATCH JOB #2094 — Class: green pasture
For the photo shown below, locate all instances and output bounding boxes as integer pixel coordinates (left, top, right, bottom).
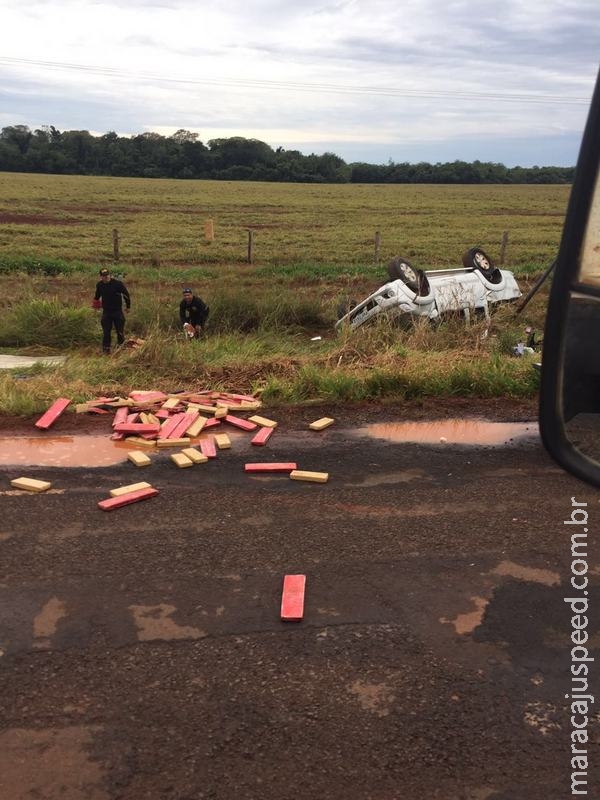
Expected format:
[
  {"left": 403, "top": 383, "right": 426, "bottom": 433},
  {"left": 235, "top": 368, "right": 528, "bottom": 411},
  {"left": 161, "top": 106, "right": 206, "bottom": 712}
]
[
  {"left": 0, "top": 173, "right": 559, "bottom": 413},
  {"left": 0, "top": 172, "right": 569, "bottom": 271}
]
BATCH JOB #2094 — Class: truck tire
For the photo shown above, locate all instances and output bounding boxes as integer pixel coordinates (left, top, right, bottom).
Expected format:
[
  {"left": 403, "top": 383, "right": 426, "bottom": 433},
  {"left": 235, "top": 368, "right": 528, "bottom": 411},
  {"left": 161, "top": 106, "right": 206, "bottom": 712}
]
[
  {"left": 387, "top": 258, "right": 430, "bottom": 296},
  {"left": 462, "top": 247, "right": 500, "bottom": 282}
]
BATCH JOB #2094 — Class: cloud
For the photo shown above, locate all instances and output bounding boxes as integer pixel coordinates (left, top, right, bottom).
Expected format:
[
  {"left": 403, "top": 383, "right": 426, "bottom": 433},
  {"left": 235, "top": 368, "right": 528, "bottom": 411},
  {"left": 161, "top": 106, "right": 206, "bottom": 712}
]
[{"left": 0, "top": 0, "right": 598, "bottom": 166}]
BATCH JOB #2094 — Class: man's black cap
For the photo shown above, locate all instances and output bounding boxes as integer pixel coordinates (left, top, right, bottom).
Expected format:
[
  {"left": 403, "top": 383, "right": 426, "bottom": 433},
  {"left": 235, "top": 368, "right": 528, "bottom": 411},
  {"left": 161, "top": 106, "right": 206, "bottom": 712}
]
[
  {"left": 99, "top": 268, "right": 110, "bottom": 276},
  {"left": 182, "top": 288, "right": 192, "bottom": 294}
]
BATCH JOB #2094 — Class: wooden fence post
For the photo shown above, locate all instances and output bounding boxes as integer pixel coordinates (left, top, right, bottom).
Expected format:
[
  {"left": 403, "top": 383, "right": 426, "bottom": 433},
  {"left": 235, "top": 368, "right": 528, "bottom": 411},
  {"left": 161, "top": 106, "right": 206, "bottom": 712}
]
[
  {"left": 500, "top": 230, "right": 509, "bottom": 265},
  {"left": 112, "top": 228, "right": 120, "bottom": 262},
  {"left": 374, "top": 230, "right": 381, "bottom": 262},
  {"left": 247, "top": 229, "right": 254, "bottom": 264},
  {"left": 204, "top": 218, "right": 214, "bottom": 242}
]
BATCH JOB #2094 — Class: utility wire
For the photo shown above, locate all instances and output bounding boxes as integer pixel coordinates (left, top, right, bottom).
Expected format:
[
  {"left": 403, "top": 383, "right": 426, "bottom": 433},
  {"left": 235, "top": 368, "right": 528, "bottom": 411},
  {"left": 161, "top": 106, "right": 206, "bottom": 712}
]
[{"left": 0, "top": 55, "right": 592, "bottom": 106}]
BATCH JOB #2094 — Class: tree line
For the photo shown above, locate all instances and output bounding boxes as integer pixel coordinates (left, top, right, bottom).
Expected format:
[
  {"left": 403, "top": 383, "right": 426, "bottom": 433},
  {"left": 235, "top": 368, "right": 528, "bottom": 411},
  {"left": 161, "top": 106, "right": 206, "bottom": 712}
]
[{"left": 0, "top": 125, "right": 575, "bottom": 184}]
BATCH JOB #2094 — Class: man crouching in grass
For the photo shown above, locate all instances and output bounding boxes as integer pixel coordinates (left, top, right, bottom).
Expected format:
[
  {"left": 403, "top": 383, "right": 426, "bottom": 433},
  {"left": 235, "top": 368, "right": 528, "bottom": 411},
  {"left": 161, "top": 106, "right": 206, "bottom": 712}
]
[
  {"left": 93, "top": 268, "right": 131, "bottom": 354},
  {"left": 180, "top": 287, "right": 209, "bottom": 339}
]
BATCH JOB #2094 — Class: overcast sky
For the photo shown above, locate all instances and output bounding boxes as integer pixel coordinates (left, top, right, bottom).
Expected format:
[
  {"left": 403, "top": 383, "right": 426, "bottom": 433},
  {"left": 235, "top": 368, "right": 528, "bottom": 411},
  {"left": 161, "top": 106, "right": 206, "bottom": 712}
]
[{"left": 1, "top": 0, "right": 598, "bottom": 166}]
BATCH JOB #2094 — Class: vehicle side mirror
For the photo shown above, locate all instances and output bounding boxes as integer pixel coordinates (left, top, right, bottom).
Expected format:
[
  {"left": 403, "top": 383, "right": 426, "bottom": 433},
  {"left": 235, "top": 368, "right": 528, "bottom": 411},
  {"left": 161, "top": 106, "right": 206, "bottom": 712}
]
[{"left": 540, "top": 67, "right": 600, "bottom": 486}]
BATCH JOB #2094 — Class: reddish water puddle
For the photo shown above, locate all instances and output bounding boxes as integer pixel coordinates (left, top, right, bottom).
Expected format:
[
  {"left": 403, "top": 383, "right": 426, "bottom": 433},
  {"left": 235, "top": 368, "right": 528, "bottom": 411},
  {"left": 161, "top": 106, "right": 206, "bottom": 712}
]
[
  {"left": 0, "top": 429, "right": 246, "bottom": 467},
  {"left": 0, "top": 435, "right": 130, "bottom": 467},
  {"left": 358, "top": 419, "right": 537, "bottom": 446}
]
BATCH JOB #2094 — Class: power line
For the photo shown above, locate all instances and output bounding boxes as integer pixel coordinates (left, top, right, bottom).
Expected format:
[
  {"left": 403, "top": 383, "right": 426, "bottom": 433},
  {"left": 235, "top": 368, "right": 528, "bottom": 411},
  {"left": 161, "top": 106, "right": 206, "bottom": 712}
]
[{"left": 0, "top": 55, "right": 591, "bottom": 106}]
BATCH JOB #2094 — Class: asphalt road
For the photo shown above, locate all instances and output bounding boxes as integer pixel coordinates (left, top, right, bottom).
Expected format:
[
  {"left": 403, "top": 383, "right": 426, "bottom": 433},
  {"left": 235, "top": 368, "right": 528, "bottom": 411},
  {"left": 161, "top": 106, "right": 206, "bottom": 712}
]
[{"left": 0, "top": 412, "right": 598, "bottom": 800}]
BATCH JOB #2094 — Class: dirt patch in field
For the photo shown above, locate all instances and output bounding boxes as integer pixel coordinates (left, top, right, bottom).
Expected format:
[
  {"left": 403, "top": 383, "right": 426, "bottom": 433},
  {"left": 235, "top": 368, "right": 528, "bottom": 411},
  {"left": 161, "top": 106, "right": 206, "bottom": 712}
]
[
  {"left": 0, "top": 213, "right": 83, "bottom": 226},
  {"left": 59, "top": 204, "right": 146, "bottom": 215},
  {"left": 485, "top": 209, "right": 565, "bottom": 217}
]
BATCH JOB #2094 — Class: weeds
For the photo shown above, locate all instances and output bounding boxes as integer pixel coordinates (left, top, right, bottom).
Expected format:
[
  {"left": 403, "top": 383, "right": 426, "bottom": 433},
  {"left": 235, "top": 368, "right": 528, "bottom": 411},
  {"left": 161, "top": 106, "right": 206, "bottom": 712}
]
[
  {"left": 0, "top": 374, "right": 46, "bottom": 415},
  {"left": 0, "top": 323, "right": 540, "bottom": 415},
  {"left": 0, "top": 283, "right": 543, "bottom": 415},
  {"left": 0, "top": 255, "right": 87, "bottom": 275},
  {"left": 0, "top": 299, "right": 97, "bottom": 347},
  {"left": 258, "top": 352, "right": 538, "bottom": 406}
]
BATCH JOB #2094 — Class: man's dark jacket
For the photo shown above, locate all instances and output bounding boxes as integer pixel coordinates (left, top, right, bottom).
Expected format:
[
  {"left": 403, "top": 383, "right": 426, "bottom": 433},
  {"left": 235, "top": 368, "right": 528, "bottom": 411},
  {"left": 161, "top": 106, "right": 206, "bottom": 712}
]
[
  {"left": 94, "top": 279, "right": 131, "bottom": 313},
  {"left": 180, "top": 296, "right": 209, "bottom": 327}
]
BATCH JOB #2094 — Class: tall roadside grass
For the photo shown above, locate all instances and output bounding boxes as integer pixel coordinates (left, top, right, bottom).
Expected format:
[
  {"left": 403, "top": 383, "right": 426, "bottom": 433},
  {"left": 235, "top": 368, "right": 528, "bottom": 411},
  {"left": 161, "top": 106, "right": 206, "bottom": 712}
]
[
  {"left": 0, "top": 328, "right": 310, "bottom": 413},
  {"left": 260, "top": 353, "right": 538, "bottom": 404},
  {"left": 0, "top": 267, "right": 545, "bottom": 415},
  {"left": 0, "top": 299, "right": 98, "bottom": 347},
  {"left": 208, "top": 288, "right": 328, "bottom": 332},
  {"left": 0, "top": 285, "right": 332, "bottom": 350},
  {"left": 0, "top": 320, "right": 540, "bottom": 416}
]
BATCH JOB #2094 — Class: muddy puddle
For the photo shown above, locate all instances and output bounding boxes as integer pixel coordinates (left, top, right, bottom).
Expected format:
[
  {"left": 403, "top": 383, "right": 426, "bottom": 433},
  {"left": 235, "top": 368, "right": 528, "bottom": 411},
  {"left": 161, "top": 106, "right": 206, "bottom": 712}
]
[
  {"left": 358, "top": 419, "right": 537, "bottom": 446},
  {"left": 0, "top": 430, "right": 245, "bottom": 467}
]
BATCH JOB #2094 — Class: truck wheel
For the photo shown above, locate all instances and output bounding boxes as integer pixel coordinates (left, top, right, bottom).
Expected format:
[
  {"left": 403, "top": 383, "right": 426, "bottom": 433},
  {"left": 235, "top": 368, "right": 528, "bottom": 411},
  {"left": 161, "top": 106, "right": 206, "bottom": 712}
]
[
  {"left": 462, "top": 247, "right": 499, "bottom": 281},
  {"left": 387, "top": 258, "right": 430, "bottom": 296}
]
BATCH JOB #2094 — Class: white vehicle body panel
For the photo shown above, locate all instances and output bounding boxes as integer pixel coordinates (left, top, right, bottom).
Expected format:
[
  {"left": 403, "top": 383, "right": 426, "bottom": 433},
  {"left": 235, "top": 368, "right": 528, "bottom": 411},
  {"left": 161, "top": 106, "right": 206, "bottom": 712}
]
[{"left": 335, "top": 268, "right": 521, "bottom": 330}]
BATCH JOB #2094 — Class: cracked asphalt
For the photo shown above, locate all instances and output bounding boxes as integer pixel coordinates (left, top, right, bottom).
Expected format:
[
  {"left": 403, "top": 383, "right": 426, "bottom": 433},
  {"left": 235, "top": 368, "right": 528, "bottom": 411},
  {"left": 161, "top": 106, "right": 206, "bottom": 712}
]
[{"left": 0, "top": 407, "right": 598, "bottom": 800}]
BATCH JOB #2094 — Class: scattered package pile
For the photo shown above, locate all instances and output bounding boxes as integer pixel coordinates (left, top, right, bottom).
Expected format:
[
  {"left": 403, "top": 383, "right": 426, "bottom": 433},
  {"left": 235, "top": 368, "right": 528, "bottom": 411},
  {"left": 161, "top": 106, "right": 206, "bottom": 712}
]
[
  {"left": 7, "top": 390, "right": 337, "bottom": 622},
  {"left": 18, "top": 390, "right": 334, "bottom": 501}
]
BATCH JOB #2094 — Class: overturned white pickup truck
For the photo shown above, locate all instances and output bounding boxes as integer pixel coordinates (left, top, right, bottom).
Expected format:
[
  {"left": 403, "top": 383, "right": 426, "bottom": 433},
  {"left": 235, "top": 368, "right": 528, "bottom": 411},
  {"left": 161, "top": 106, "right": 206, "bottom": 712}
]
[{"left": 335, "top": 248, "right": 522, "bottom": 330}]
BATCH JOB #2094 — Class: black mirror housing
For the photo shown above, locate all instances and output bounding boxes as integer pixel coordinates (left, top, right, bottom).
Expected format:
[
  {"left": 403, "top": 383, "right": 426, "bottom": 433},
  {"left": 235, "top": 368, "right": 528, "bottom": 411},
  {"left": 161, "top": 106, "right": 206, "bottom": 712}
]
[{"left": 540, "top": 67, "right": 600, "bottom": 486}]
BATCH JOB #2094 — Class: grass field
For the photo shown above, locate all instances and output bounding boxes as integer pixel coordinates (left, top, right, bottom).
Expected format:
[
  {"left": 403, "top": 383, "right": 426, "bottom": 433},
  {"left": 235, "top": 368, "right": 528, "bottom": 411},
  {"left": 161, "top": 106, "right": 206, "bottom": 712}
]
[
  {"left": 0, "top": 173, "right": 564, "bottom": 414},
  {"left": 0, "top": 172, "right": 569, "bottom": 270}
]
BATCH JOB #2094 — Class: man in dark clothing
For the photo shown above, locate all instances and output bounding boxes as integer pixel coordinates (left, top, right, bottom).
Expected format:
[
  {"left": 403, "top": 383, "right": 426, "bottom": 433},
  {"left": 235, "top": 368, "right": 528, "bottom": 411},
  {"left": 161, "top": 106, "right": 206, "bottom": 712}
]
[
  {"left": 179, "top": 288, "right": 209, "bottom": 338},
  {"left": 93, "top": 268, "right": 131, "bottom": 354}
]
